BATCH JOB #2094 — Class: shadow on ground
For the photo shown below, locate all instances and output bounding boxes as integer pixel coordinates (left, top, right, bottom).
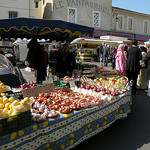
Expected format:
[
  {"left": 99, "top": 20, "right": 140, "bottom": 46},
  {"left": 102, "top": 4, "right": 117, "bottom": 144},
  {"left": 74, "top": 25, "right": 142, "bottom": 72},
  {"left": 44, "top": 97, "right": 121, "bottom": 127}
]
[{"left": 72, "top": 90, "right": 150, "bottom": 150}]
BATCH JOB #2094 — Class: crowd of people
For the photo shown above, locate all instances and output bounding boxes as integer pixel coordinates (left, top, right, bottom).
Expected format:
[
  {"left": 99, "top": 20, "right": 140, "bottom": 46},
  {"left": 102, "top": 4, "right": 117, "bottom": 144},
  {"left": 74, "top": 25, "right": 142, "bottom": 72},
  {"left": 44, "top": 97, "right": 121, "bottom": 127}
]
[
  {"left": 25, "top": 38, "right": 150, "bottom": 97},
  {"left": 98, "top": 39, "right": 150, "bottom": 96}
]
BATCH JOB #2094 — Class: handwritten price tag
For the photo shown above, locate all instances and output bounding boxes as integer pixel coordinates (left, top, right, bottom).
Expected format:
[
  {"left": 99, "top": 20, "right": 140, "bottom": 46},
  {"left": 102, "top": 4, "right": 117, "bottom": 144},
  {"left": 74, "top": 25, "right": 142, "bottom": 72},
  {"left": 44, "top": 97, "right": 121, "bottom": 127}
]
[{"left": 69, "top": 80, "right": 75, "bottom": 88}]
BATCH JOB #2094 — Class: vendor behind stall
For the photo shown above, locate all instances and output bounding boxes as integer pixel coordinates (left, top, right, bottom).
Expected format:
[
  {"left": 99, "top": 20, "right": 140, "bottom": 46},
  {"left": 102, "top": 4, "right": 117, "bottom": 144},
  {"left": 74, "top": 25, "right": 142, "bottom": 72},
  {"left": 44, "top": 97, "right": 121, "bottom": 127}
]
[{"left": 56, "top": 43, "right": 76, "bottom": 78}]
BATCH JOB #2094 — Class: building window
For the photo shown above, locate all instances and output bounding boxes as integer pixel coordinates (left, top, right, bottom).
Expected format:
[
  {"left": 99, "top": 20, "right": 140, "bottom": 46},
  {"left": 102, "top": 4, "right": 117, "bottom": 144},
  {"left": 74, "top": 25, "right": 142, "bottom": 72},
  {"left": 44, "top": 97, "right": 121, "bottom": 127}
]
[
  {"left": 9, "top": 11, "right": 18, "bottom": 18},
  {"left": 68, "top": 7, "right": 77, "bottom": 23},
  {"left": 35, "top": 2, "right": 39, "bottom": 8},
  {"left": 43, "top": 0, "right": 45, "bottom": 4},
  {"left": 117, "top": 15, "right": 124, "bottom": 30},
  {"left": 93, "top": 11, "right": 101, "bottom": 27},
  {"left": 143, "top": 20, "right": 149, "bottom": 34},
  {"left": 127, "top": 17, "right": 133, "bottom": 31}
]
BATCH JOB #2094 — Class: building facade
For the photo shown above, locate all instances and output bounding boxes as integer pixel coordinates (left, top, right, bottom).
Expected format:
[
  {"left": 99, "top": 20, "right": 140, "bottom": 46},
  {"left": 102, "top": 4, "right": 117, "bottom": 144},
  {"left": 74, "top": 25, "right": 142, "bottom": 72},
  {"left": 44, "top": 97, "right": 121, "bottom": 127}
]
[
  {"left": 34, "top": 0, "right": 150, "bottom": 41},
  {"left": 0, "top": 0, "right": 34, "bottom": 19}
]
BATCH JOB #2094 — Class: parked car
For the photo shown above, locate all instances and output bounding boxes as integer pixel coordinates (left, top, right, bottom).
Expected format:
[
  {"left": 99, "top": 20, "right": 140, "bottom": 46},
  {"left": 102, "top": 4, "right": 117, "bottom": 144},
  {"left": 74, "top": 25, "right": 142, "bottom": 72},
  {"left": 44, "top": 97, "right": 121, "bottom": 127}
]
[
  {"left": 0, "top": 54, "right": 26, "bottom": 87},
  {"left": 0, "top": 46, "right": 17, "bottom": 66}
]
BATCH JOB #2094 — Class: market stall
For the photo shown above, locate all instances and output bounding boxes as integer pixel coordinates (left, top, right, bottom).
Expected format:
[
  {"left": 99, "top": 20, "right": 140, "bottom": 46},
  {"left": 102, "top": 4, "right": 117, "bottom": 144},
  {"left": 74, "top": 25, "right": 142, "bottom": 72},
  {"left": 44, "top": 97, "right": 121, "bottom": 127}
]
[
  {"left": 0, "top": 17, "right": 132, "bottom": 150},
  {"left": 0, "top": 84, "right": 131, "bottom": 150}
]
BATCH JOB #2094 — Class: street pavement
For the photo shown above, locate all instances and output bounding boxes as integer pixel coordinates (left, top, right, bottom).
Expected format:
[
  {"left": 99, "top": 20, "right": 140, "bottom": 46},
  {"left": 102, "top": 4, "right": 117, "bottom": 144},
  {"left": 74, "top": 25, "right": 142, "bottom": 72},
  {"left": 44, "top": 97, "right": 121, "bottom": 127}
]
[{"left": 18, "top": 62, "right": 150, "bottom": 150}]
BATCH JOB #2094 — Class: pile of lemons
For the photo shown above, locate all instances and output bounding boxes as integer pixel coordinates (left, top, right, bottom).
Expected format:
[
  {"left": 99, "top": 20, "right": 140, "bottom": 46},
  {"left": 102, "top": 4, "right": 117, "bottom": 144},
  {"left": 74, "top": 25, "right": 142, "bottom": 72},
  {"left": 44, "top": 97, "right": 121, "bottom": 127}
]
[
  {"left": 0, "top": 94, "right": 30, "bottom": 120},
  {"left": 0, "top": 81, "right": 6, "bottom": 93}
]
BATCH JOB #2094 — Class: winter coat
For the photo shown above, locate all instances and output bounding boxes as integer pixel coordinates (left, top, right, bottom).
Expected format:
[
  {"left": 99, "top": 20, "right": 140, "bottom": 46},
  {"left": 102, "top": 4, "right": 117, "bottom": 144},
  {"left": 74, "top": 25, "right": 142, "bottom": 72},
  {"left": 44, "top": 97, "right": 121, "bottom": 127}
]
[{"left": 126, "top": 46, "right": 142, "bottom": 75}]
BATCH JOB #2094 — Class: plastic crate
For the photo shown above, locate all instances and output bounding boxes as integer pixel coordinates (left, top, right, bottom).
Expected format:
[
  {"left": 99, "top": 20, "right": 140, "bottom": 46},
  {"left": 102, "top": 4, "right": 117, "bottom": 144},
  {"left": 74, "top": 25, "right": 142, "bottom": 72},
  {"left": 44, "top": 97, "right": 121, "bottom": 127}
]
[{"left": 0, "top": 110, "right": 31, "bottom": 136}]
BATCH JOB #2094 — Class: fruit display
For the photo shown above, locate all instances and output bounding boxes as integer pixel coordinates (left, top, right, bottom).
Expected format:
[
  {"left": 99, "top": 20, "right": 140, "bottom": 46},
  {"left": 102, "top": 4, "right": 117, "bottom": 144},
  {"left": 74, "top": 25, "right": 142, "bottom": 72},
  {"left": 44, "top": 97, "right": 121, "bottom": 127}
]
[
  {"left": 0, "top": 96, "right": 30, "bottom": 119},
  {"left": 72, "top": 76, "right": 128, "bottom": 98},
  {"left": 96, "top": 67, "right": 118, "bottom": 75},
  {"left": 30, "top": 90, "right": 105, "bottom": 122},
  {"left": 20, "top": 82, "right": 37, "bottom": 90}
]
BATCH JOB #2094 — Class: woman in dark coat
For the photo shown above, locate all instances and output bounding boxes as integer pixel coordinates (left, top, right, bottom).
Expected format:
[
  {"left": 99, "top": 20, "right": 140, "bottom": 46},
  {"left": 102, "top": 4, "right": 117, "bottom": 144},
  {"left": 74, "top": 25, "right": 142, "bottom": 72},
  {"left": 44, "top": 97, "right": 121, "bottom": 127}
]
[
  {"left": 126, "top": 39, "right": 142, "bottom": 95},
  {"left": 144, "top": 44, "right": 150, "bottom": 96}
]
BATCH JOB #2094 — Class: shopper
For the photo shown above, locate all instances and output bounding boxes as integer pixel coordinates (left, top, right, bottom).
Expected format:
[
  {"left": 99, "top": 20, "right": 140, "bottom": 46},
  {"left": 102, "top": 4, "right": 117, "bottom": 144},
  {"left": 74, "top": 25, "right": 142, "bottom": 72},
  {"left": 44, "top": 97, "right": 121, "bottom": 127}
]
[
  {"left": 115, "top": 44, "right": 126, "bottom": 76},
  {"left": 144, "top": 44, "right": 150, "bottom": 96},
  {"left": 137, "top": 46, "right": 147, "bottom": 90},
  {"left": 36, "top": 45, "right": 49, "bottom": 84},
  {"left": 126, "top": 39, "right": 142, "bottom": 95},
  {"left": 56, "top": 43, "right": 76, "bottom": 78},
  {"left": 110, "top": 45, "right": 117, "bottom": 70},
  {"left": 102, "top": 42, "right": 109, "bottom": 67}
]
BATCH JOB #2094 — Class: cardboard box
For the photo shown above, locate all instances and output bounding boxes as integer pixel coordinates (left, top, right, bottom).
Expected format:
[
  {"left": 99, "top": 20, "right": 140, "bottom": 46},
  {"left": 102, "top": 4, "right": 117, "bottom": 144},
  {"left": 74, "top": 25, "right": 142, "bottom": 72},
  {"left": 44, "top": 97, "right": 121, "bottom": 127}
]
[{"left": 21, "top": 83, "right": 55, "bottom": 97}]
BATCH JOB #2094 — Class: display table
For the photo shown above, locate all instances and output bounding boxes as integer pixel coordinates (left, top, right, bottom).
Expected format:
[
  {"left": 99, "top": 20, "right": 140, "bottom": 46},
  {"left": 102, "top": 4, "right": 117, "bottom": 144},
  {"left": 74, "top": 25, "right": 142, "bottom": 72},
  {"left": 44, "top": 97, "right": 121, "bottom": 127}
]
[{"left": 0, "top": 91, "right": 132, "bottom": 150}]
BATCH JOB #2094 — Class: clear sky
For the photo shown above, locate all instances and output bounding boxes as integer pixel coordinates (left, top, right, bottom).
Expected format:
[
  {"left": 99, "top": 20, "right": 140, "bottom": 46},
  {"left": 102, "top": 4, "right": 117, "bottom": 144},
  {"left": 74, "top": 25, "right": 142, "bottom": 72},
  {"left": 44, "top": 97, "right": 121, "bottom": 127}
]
[{"left": 112, "top": 0, "right": 150, "bottom": 14}]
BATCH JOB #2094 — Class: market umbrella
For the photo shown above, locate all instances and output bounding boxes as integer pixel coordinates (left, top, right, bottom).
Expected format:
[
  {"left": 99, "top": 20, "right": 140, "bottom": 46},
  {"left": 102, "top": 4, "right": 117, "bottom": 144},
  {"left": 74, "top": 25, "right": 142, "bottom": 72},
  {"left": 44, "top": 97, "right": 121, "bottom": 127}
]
[{"left": 0, "top": 17, "right": 94, "bottom": 42}]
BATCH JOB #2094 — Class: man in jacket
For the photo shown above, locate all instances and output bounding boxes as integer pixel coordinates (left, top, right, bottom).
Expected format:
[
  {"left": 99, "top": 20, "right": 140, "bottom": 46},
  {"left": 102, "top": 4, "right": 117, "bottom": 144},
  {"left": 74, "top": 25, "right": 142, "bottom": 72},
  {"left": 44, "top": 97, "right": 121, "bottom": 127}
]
[
  {"left": 102, "top": 42, "right": 109, "bottom": 67},
  {"left": 126, "top": 39, "right": 142, "bottom": 95},
  {"left": 56, "top": 43, "right": 76, "bottom": 78}
]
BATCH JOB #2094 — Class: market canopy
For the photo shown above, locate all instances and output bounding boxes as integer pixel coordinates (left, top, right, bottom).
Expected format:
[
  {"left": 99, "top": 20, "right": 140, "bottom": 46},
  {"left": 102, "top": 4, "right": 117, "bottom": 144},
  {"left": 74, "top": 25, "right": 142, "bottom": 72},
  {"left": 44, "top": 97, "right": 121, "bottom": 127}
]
[
  {"left": 0, "top": 17, "right": 94, "bottom": 42},
  {"left": 70, "top": 38, "right": 118, "bottom": 45}
]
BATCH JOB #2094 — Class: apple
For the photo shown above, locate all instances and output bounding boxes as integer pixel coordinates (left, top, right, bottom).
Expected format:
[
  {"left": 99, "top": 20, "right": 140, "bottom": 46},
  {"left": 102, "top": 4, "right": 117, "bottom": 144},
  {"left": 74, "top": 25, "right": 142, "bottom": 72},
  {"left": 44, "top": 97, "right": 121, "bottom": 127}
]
[
  {"left": 77, "top": 75, "right": 82, "bottom": 78},
  {"left": 96, "top": 88, "right": 101, "bottom": 92},
  {"left": 93, "top": 86, "right": 97, "bottom": 92},
  {"left": 86, "top": 84, "right": 91, "bottom": 90},
  {"left": 80, "top": 84, "right": 85, "bottom": 88},
  {"left": 111, "top": 92, "right": 116, "bottom": 96},
  {"left": 101, "top": 90, "right": 106, "bottom": 95},
  {"left": 72, "top": 75, "right": 76, "bottom": 79},
  {"left": 101, "top": 88, "right": 106, "bottom": 91},
  {"left": 106, "top": 90, "right": 111, "bottom": 94},
  {"left": 91, "top": 85, "right": 96, "bottom": 89}
]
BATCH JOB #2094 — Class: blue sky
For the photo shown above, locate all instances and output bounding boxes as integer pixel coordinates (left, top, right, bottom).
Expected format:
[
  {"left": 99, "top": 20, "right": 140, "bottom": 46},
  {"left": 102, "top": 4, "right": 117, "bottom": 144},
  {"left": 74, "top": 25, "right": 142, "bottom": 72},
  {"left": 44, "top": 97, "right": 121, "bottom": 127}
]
[{"left": 112, "top": 0, "right": 150, "bottom": 14}]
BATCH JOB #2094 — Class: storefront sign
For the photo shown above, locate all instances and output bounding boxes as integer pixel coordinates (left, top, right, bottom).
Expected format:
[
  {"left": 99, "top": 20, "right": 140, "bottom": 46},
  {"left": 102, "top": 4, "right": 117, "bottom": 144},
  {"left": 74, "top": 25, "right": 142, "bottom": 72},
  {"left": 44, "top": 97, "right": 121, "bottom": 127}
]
[{"left": 54, "top": 0, "right": 110, "bottom": 15}]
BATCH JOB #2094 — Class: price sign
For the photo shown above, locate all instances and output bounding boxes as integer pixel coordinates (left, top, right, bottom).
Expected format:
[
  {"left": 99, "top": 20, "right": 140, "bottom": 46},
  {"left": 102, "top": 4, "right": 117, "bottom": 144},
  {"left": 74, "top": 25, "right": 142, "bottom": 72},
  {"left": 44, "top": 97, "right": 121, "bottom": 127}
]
[{"left": 69, "top": 80, "right": 76, "bottom": 88}]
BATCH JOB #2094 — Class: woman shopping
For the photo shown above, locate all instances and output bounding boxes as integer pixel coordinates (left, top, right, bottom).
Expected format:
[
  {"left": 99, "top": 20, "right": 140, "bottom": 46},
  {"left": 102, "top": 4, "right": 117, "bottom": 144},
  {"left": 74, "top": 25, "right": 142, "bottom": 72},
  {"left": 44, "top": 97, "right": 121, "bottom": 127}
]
[{"left": 115, "top": 44, "right": 126, "bottom": 76}]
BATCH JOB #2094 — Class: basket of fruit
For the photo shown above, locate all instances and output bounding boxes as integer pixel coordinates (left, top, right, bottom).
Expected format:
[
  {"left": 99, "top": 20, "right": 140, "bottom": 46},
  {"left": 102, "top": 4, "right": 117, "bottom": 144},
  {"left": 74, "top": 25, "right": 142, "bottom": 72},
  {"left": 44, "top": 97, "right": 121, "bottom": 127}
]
[{"left": 0, "top": 96, "right": 31, "bottom": 136}]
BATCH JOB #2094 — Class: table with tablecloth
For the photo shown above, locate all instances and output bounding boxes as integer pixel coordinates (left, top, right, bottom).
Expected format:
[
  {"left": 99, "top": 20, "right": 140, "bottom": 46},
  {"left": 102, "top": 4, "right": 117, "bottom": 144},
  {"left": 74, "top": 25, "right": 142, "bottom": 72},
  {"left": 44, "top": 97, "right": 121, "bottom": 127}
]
[{"left": 0, "top": 90, "right": 132, "bottom": 150}]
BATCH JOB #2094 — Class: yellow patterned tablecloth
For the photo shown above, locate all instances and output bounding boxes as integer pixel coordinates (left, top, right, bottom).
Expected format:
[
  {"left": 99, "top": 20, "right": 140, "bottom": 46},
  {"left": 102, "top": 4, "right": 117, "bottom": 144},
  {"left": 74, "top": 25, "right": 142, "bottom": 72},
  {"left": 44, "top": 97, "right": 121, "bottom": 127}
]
[{"left": 0, "top": 91, "right": 132, "bottom": 150}]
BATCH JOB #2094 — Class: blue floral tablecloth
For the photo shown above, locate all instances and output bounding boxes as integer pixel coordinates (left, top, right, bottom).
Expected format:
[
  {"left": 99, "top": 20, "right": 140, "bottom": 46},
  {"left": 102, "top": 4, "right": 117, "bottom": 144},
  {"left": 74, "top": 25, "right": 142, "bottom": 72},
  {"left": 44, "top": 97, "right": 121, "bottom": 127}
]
[{"left": 0, "top": 91, "right": 132, "bottom": 150}]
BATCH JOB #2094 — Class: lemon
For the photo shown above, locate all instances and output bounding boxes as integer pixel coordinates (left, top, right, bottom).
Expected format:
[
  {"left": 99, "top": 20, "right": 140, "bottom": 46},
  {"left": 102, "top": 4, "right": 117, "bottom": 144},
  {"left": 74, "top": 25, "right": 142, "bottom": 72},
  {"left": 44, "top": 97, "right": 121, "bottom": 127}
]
[
  {"left": 1, "top": 93, "right": 5, "bottom": 96},
  {"left": 43, "top": 121, "right": 48, "bottom": 127},
  {"left": 45, "top": 144, "right": 49, "bottom": 148},
  {"left": 96, "top": 124, "right": 100, "bottom": 128},
  {"left": 68, "top": 113, "right": 73, "bottom": 116},
  {"left": 23, "top": 97, "right": 29, "bottom": 103},
  {"left": 63, "top": 114, "right": 68, "bottom": 118},
  {"left": 3, "top": 108, "right": 9, "bottom": 113},
  {"left": 9, "top": 97, "right": 15, "bottom": 103},
  {"left": 3, "top": 98, "right": 9, "bottom": 104},
  {"left": 33, "top": 125, "right": 37, "bottom": 130},
  {"left": 89, "top": 128, "right": 92, "bottom": 132},
  {"left": 11, "top": 100, "right": 20, "bottom": 106},
  {"left": 8, "top": 109, "right": 13, "bottom": 116},
  {"left": 103, "top": 121, "right": 106, "bottom": 126},
  {"left": 60, "top": 144, "right": 65, "bottom": 149},
  {"left": 5, "top": 102, "right": 11, "bottom": 109},
  {"left": 0, "top": 98, "right": 3, "bottom": 103},
  {"left": 1, "top": 112, "right": 9, "bottom": 118},
  {"left": 84, "top": 129, "right": 88, "bottom": 134},
  {"left": 69, "top": 134, "right": 74, "bottom": 138},
  {"left": 69, "top": 139, "right": 74, "bottom": 145},
  {"left": 0, "top": 103, "right": 4, "bottom": 109},
  {"left": 18, "top": 130, "right": 24, "bottom": 136},
  {"left": 87, "top": 123, "right": 90, "bottom": 128},
  {"left": 10, "top": 132, "right": 17, "bottom": 140}
]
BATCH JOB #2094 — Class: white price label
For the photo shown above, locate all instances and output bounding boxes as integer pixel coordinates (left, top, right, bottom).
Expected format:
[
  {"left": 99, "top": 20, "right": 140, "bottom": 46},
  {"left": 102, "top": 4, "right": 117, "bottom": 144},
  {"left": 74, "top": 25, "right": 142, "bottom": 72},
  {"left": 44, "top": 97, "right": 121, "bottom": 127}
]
[{"left": 69, "top": 80, "right": 75, "bottom": 88}]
